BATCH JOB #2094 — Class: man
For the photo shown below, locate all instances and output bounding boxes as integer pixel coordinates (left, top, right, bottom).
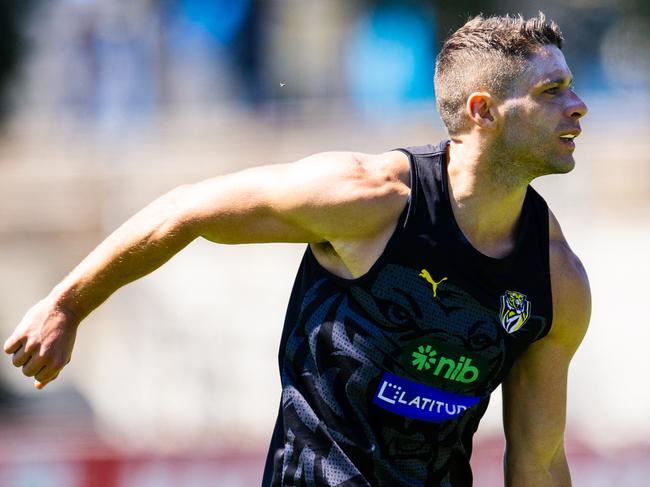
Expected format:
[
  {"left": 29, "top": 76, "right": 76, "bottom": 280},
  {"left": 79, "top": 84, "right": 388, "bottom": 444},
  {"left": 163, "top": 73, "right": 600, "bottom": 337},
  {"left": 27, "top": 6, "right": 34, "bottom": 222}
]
[{"left": 4, "top": 13, "right": 589, "bottom": 487}]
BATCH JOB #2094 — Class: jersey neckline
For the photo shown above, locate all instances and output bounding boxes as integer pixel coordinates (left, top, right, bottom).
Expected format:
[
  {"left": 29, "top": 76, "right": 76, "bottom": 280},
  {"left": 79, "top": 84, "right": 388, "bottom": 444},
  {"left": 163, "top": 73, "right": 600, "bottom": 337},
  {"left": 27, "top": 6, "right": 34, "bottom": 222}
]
[{"left": 438, "top": 140, "right": 531, "bottom": 267}]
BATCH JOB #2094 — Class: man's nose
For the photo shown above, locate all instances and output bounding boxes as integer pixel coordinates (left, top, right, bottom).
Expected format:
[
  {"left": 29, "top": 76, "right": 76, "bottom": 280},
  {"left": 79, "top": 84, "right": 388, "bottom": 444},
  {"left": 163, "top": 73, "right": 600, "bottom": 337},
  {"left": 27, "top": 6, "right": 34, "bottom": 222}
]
[{"left": 567, "top": 91, "right": 588, "bottom": 119}]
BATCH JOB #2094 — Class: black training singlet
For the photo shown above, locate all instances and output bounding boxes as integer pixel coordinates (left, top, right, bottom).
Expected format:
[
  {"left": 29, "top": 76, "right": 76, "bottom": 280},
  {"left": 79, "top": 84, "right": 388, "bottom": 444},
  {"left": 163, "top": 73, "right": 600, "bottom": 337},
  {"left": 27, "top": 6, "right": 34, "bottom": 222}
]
[{"left": 262, "top": 141, "right": 553, "bottom": 487}]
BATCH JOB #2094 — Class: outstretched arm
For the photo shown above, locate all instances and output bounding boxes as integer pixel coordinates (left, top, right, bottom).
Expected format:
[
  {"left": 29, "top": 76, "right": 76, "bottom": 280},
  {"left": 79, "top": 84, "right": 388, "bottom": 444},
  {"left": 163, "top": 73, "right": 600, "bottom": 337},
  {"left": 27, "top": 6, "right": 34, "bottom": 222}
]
[
  {"left": 502, "top": 212, "right": 591, "bottom": 486},
  {"left": 3, "top": 151, "right": 410, "bottom": 389}
]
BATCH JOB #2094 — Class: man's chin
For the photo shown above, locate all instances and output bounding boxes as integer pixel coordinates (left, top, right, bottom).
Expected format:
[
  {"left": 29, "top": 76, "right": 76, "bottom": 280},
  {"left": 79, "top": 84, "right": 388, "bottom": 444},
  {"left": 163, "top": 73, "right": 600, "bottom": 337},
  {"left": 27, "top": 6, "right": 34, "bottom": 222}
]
[
  {"left": 546, "top": 155, "right": 576, "bottom": 175},
  {"left": 556, "top": 156, "right": 576, "bottom": 174},
  {"left": 532, "top": 157, "right": 575, "bottom": 179}
]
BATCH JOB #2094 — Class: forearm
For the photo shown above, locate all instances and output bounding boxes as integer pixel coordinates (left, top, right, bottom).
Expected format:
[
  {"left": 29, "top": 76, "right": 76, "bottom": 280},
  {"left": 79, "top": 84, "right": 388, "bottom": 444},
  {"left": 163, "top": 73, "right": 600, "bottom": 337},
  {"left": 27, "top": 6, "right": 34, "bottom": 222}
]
[
  {"left": 504, "top": 445, "right": 571, "bottom": 487},
  {"left": 50, "top": 185, "right": 197, "bottom": 321}
]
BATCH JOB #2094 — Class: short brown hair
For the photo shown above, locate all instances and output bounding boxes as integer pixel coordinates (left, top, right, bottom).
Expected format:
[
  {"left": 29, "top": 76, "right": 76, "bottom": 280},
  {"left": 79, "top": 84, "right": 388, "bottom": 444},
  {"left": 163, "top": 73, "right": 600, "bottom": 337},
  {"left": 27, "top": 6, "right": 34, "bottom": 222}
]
[{"left": 434, "top": 13, "right": 563, "bottom": 135}]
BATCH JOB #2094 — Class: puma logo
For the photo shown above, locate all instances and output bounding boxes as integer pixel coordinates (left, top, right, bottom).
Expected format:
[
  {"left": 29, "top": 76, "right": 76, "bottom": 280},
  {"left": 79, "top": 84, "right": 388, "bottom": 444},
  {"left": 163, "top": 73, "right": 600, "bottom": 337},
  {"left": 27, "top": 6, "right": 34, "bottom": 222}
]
[{"left": 419, "top": 269, "right": 447, "bottom": 298}]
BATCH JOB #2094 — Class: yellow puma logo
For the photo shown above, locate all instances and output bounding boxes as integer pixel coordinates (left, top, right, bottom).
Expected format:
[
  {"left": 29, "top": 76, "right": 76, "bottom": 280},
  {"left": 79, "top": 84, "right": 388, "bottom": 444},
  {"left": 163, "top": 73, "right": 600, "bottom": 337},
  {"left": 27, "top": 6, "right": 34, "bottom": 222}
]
[{"left": 419, "top": 269, "right": 447, "bottom": 298}]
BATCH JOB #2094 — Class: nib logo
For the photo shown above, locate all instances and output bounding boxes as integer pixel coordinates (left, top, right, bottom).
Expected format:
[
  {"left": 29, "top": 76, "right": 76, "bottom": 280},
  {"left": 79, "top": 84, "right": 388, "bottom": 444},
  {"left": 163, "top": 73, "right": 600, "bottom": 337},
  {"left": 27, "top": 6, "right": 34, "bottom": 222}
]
[
  {"left": 412, "top": 345, "right": 437, "bottom": 371},
  {"left": 408, "top": 342, "right": 481, "bottom": 384}
]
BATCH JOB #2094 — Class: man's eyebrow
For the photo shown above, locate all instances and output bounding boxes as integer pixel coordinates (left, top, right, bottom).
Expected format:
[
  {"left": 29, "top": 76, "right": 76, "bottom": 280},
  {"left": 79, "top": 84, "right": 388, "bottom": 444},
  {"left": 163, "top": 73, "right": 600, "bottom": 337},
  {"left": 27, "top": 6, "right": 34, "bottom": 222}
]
[{"left": 537, "top": 76, "right": 573, "bottom": 86}]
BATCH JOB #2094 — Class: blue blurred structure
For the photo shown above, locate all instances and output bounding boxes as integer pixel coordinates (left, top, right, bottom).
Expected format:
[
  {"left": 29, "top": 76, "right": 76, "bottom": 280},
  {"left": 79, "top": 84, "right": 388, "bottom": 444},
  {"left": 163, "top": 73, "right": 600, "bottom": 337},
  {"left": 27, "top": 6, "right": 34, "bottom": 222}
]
[
  {"left": 163, "top": 0, "right": 261, "bottom": 106},
  {"left": 172, "top": 0, "right": 252, "bottom": 44},
  {"left": 345, "top": 3, "right": 436, "bottom": 115}
]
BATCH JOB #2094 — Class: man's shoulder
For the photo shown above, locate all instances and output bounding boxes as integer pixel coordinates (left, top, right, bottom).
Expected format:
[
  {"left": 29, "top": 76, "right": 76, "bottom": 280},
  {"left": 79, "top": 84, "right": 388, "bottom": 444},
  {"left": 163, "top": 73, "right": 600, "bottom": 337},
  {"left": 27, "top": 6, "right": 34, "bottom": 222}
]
[
  {"left": 547, "top": 210, "right": 591, "bottom": 351},
  {"left": 548, "top": 210, "right": 587, "bottom": 282}
]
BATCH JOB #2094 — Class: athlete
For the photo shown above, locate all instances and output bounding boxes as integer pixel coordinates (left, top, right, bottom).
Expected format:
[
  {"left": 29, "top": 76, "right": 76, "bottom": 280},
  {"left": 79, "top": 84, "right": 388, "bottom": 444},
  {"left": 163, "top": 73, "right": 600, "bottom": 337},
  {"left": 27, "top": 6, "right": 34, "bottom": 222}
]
[{"left": 4, "top": 13, "right": 590, "bottom": 486}]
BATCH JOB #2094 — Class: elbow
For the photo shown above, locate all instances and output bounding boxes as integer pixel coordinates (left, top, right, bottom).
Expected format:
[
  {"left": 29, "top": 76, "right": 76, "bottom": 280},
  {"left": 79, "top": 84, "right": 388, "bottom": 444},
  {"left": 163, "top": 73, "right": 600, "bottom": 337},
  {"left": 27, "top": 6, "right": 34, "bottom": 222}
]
[{"left": 149, "top": 184, "right": 199, "bottom": 245}]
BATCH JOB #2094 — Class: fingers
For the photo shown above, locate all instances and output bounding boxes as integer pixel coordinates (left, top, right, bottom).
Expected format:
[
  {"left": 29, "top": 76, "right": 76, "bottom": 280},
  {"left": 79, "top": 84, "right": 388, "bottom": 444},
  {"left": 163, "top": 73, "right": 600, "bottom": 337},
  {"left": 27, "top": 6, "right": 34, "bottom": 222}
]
[
  {"left": 11, "top": 342, "right": 40, "bottom": 374},
  {"left": 9, "top": 340, "right": 65, "bottom": 384},
  {"left": 4, "top": 299, "right": 78, "bottom": 391},
  {"left": 22, "top": 357, "right": 45, "bottom": 377},
  {"left": 11, "top": 344, "right": 30, "bottom": 367},
  {"left": 16, "top": 351, "right": 66, "bottom": 388},
  {"left": 3, "top": 334, "right": 22, "bottom": 355},
  {"left": 35, "top": 368, "right": 60, "bottom": 390}
]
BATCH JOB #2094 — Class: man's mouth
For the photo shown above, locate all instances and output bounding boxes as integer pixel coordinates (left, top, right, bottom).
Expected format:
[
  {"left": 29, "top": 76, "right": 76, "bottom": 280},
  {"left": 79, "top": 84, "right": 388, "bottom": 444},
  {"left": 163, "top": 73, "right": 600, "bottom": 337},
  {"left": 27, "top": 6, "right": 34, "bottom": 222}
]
[
  {"left": 559, "top": 129, "right": 581, "bottom": 140},
  {"left": 558, "top": 129, "right": 580, "bottom": 148}
]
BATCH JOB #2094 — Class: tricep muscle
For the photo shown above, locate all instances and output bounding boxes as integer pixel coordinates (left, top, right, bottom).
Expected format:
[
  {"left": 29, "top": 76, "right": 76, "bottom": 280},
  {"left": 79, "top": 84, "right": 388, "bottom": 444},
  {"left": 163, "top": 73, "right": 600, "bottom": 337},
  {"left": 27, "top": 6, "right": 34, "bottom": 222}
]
[{"left": 184, "top": 151, "right": 411, "bottom": 246}]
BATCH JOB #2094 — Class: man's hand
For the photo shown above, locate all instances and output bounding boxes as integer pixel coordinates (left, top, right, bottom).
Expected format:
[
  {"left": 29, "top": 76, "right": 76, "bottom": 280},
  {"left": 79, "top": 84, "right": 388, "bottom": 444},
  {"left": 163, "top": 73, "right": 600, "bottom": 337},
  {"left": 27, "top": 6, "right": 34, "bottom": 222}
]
[{"left": 3, "top": 298, "right": 79, "bottom": 390}]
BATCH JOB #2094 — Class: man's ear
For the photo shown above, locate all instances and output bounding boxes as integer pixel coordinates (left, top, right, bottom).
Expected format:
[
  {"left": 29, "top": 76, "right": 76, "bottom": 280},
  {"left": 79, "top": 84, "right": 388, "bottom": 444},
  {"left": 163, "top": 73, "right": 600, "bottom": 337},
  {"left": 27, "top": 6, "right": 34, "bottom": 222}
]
[{"left": 466, "top": 92, "right": 497, "bottom": 129}]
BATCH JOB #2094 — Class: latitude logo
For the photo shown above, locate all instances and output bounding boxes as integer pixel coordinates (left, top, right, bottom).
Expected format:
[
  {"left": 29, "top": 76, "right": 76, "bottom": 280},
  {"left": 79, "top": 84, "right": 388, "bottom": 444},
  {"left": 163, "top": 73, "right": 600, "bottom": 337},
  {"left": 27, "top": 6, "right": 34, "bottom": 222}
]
[{"left": 373, "top": 372, "right": 481, "bottom": 422}]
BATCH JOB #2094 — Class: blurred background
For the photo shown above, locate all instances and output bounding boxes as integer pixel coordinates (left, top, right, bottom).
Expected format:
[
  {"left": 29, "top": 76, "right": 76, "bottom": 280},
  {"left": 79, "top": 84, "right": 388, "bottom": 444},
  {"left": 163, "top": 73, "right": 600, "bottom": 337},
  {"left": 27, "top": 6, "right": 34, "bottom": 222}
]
[{"left": 0, "top": 0, "right": 648, "bottom": 486}]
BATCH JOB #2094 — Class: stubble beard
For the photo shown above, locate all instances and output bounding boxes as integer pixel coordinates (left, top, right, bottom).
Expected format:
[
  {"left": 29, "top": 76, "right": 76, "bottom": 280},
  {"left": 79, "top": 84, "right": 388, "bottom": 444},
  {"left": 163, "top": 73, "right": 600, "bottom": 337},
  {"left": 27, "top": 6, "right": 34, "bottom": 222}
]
[{"left": 487, "top": 130, "right": 575, "bottom": 189}]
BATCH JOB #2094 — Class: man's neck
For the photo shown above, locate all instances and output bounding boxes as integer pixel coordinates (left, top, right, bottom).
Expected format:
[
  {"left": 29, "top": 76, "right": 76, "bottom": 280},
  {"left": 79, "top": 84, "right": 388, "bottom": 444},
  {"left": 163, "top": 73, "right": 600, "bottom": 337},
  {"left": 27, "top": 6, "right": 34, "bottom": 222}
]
[{"left": 446, "top": 139, "right": 530, "bottom": 258}]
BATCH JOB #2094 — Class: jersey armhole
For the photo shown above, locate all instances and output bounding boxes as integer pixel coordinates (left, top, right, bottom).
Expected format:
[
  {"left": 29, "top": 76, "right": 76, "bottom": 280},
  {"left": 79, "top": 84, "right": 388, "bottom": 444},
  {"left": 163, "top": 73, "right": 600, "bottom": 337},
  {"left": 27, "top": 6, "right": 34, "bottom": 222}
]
[
  {"left": 529, "top": 189, "right": 554, "bottom": 342},
  {"left": 304, "top": 149, "right": 417, "bottom": 286},
  {"left": 394, "top": 147, "right": 419, "bottom": 230},
  {"left": 305, "top": 197, "right": 411, "bottom": 287}
]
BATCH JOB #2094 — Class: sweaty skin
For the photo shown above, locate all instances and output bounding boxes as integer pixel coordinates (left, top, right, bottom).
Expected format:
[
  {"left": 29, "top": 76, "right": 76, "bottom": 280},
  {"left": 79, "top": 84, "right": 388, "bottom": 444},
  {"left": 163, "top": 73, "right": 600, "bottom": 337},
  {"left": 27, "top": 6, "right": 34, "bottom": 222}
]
[{"left": 4, "top": 45, "right": 589, "bottom": 487}]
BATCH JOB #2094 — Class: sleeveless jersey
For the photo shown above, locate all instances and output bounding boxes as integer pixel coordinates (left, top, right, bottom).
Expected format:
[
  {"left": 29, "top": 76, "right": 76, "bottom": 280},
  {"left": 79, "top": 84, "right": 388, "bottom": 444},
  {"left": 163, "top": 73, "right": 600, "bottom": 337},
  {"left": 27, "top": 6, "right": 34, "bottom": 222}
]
[{"left": 262, "top": 141, "right": 553, "bottom": 486}]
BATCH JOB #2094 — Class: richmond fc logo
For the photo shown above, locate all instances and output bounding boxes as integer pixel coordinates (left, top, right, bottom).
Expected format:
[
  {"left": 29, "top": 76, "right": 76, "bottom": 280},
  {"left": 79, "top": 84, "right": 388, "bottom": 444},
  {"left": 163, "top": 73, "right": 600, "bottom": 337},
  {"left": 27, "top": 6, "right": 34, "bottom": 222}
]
[{"left": 499, "top": 290, "right": 531, "bottom": 333}]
